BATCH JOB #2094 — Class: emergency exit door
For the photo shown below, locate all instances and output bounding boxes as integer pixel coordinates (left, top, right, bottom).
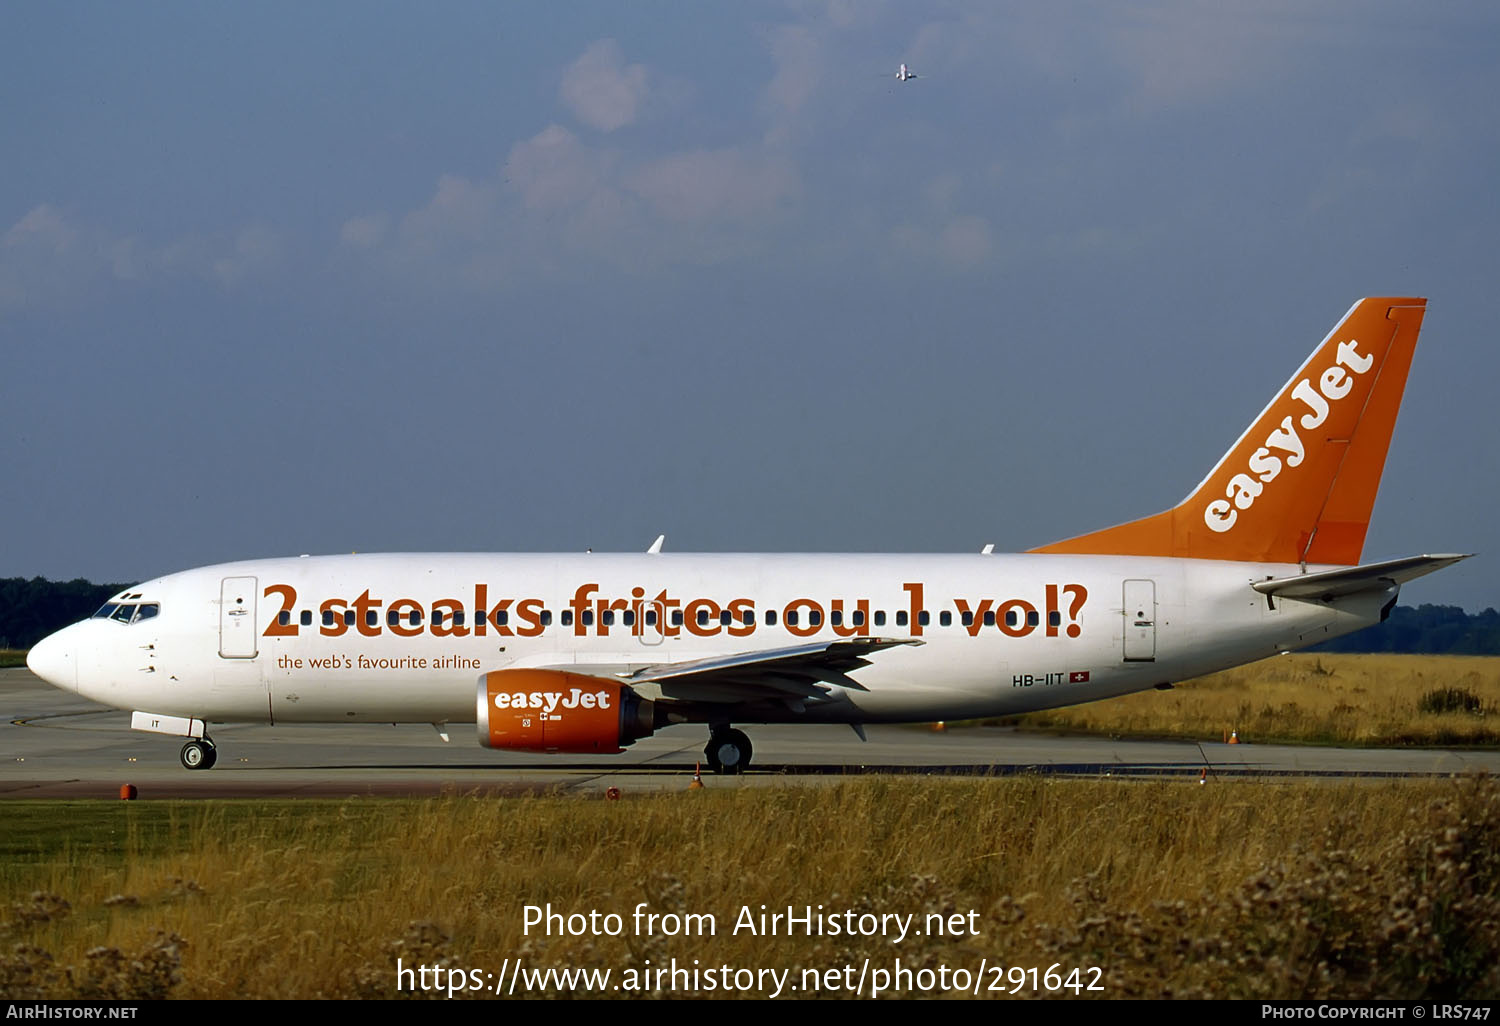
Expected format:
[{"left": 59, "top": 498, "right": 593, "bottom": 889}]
[{"left": 219, "top": 576, "right": 258, "bottom": 658}]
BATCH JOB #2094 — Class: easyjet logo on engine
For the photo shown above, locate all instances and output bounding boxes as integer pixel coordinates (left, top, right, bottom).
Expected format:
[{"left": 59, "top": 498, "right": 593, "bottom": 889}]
[
  {"left": 491, "top": 687, "right": 611, "bottom": 713},
  {"left": 1203, "top": 339, "right": 1374, "bottom": 534}
]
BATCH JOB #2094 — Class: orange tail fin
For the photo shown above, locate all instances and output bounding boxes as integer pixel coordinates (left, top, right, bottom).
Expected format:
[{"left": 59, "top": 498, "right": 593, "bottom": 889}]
[{"left": 1031, "top": 297, "right": 1427, "bottom": 565}]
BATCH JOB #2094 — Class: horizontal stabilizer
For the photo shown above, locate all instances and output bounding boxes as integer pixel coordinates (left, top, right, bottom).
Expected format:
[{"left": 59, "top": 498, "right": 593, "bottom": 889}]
[{"left": 1252, "top": 554, "right": 1471, "bottom": 600}]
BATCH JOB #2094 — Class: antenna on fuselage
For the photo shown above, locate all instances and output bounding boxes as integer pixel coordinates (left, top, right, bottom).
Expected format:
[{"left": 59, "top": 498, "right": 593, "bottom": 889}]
[{"left": 647, "top": 534, "right": 665, "bottom": 554}]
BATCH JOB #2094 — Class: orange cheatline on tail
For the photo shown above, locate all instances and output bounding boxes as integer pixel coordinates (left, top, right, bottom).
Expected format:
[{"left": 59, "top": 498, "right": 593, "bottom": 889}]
[{"left": 1031, "top": 298, "right": 1427, "bottom": 566}]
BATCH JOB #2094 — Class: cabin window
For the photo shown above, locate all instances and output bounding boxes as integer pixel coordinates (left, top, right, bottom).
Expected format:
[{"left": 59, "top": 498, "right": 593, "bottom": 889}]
[
  {"left": 940, "top": 611, "right": 953, "bottom": 627},
  {"left": 786, "top": 610, "right": 799, "bottom": 627},
  {"left": 917, "top": 611, "right": 930, "bottom": 627},
  {"left": 960, "top": 611, "right": 974, "bottom": 627},
  {"left": 278, "top": 611, "right": 292, "bottom": 627},
  {"left": 671, "top": 610, "right": 684, "bottom": 627},
  {"left": 895, "top": 610, "right": 908, "bottom": 627},
  {"left": 300, "top": 610, "right": 313, "bottom": 627},
  {"left": 1028, "top": 610, "right": 1040, "bottom": 627},
  {"left": 1048, "top": 611, "right": 1062, "bottom": 627},
  {"left": 343, "top": 610, "right": 355, "bottom": 627},
  {"left": 621, "top": 610, "right": 634, "bottom": 627},
  {"left": 984, "top": 611, "right": 996, "bottom": 627},
  {"left": 808, "top": 609, "right": 822, "bottom": 627},
  {"left": 831, "top": 610, "right": 844, "bottom": 627},
  {"left": 765, "top": 610, "right": 778, "bottom": 626},
  {"left": 852, "top": 610, "right": 866, "bottom": 627},
  {"left": 541, "top": 610, "right": 553, "bottom": 626},
  {"left": 366, "top": 610, "right": 379, "bottom": 627},
  {"left": 561, "top": 610, "right": 574, "bottom": 627}
]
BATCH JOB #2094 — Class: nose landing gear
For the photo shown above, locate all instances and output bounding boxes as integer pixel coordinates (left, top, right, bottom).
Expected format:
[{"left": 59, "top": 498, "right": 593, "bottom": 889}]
[
  {"left": 704, "top": 728, "right": 752, "bottom": 775},
  {"left": 180, "top": 737, "right": 217, "bottom": 770}
]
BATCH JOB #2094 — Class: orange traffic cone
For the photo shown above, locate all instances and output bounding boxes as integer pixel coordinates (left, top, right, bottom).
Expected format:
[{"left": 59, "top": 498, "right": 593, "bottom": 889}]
[
  {"left": 1198, "top": 768, "right": 1207, "bottom": 785},
  {"left": 689, "top": 762, "right": 704, "bottom": 790},
  {"left": 1228, "top": 730, "right": 1241, "bottom": 744}
]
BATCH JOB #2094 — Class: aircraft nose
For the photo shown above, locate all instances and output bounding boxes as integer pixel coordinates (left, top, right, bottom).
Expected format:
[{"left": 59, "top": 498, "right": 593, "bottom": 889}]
[{"left": 26, "top": 628, "right": 78, "bottom": 692}]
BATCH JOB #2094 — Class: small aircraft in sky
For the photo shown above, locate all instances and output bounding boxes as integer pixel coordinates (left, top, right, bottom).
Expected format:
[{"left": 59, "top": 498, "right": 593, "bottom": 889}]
[
  {"left": 26, "top": 298, "right": 1465, "bottom": 774},
  {"left": 895, "top": 63, "right": 919, "bottom": 82}
]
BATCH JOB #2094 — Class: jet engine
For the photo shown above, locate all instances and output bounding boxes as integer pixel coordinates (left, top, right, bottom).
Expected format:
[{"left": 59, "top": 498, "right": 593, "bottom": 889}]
[{"left": 477, "top": 669, "right": 656, "bottom": 753}]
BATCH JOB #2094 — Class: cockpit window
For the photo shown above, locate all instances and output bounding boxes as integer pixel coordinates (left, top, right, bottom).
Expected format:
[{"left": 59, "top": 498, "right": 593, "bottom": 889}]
[{"left": 94, "top": 602, "right": 159, "bottom": 624}]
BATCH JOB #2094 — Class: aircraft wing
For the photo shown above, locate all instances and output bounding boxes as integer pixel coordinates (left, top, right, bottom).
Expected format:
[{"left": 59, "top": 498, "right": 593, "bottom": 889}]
[
  {"left": 1251, "top": 554, "right": 1471, "bottom": 601},
  {"left": 579, "top": 637, "right": 924, "bottom": 705}
]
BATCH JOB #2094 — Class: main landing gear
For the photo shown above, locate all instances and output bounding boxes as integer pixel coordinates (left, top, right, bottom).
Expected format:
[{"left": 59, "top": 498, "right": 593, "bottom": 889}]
[
  {"left": 704, "top": 727, "right": 753, "bottom": 775},
  {"left": 179, "top": 737, "right": 217, "bottom": 770}
]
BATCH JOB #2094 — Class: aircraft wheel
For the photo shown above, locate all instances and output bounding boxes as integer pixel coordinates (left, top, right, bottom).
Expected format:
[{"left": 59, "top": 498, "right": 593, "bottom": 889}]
[
  {"left": 705, "top": 729, "right": 752, "bottom": 775},
  {"left": 180, "top": 739, "right": 216, "bottom": 771}
]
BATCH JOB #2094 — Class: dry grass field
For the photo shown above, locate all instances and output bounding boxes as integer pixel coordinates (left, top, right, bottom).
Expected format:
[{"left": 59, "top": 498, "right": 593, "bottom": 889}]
[
  {"left": 1012, "top": 653, "right": 1500, "bottom": 746},
  {"left": 3, "top": 776, "right": 1498, "bottom": 999}
]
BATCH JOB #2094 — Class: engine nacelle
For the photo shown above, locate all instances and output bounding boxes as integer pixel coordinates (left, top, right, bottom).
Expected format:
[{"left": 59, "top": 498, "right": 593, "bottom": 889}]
[{"left": 476, "top": 669, "right": 655, "bottom": 753}]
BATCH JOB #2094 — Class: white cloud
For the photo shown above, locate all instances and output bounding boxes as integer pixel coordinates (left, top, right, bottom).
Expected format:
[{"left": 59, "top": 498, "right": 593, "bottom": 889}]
[
  {"left": 212, "top": 226, "right": 279, "bottom": 285},
  {"left": 629, "top": 148, "right": 799, "bottom": 223},
  {"left": 560, "top": 39, "right": 648, "bottom": 133},
  {"left": 763, "top": 25, "right": 820, "bottom": 122},
  {"left": 0, "top": 205, "right": 94, "bottom": 309},
  {"left": 340, "top": 213, "right": 389, "bottom": 249},
  {"left": 396, "top": 174, "right": 498, "bottom": 251},
  {"left": 504, "top": 125, "right": 612, "bottom": 213},
  {"left": 0, "top": 204, "right": 283, "bottom": 310},
  {"left": 938, "top": 215, "right": 992, "bottom": 267},
  {"left": 889, "top": 213, "right": 994, "bottom": 271},
  {"left": 3, "top": 204, "right": 78, "bottom": 255},
  {"left": 1102, "top": 3, "right": 1321, "bottom": 110}
]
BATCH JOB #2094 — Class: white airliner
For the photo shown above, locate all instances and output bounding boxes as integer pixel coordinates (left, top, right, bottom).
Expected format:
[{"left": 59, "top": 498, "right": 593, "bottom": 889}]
[
  {"left": 27, "top": 298, "right": 1466, "bottom": 773},
  {"left": 895, "top": 63, "right": 918, "bottom": 82}
]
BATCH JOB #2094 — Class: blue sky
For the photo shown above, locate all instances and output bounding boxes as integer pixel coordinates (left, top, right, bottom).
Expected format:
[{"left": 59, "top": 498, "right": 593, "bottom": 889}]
[{"left": 2, "top": 2, "right": 1497, "bottom": 610}]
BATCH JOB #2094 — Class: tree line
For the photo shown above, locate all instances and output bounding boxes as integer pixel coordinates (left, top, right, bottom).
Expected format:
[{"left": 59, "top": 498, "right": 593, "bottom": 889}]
[
  {"left": 1310, "top": 603, "right": 1500, "bottom": 655},
  {"left": 1, "top": 576, "right": 1498, "bottom": 655},
  {"left": 0, "top": 577, "right": 129, "bottom": 650}
]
